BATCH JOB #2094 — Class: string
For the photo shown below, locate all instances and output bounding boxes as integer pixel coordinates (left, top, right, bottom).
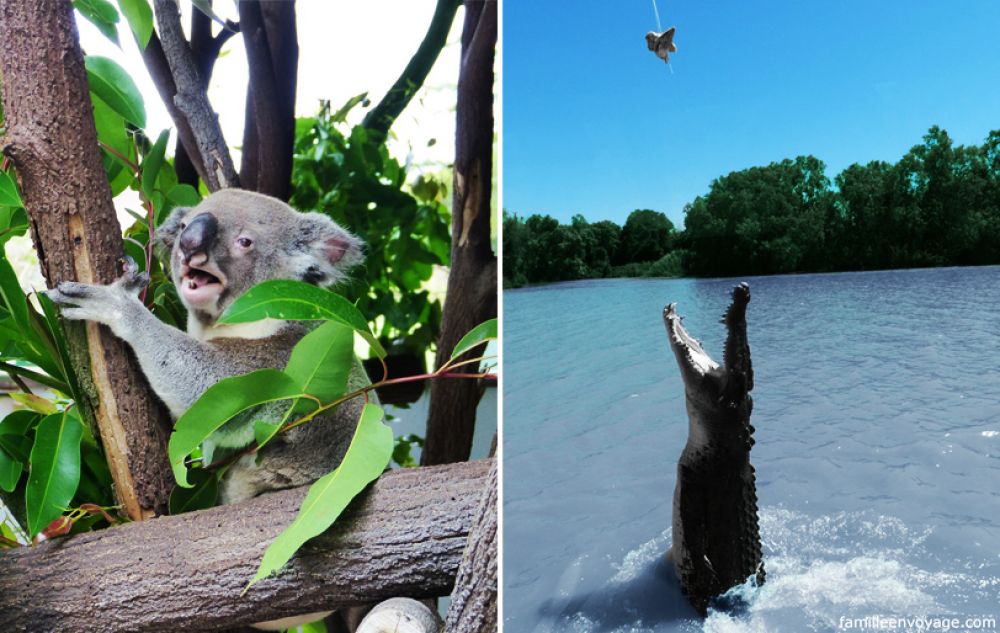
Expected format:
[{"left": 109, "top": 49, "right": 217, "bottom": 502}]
[{"left": 651, "top": 0, "right": 663, "bottom": 32}]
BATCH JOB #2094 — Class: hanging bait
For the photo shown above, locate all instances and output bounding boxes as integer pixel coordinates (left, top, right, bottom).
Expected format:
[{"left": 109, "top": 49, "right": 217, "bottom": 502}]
[{"left": 646, "top": 26, "right": 678, "bottom": 63}]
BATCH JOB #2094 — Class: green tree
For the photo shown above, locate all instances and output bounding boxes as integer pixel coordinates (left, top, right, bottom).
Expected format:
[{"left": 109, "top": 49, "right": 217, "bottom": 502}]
[{"left": 617, "top": 209, "right": 675, "bottom": 264}]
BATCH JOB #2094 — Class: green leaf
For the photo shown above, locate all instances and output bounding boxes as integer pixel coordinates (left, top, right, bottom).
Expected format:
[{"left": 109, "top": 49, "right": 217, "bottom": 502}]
[
  {"left": 299, "top": 620, "right": 329, "bottom": 633},
  {"left": 248, "top": 403, "right": 392, "bottom": 588},
  {"left": 0, "top": 207, "right": 29, "bottom": 245},
  {"left": 35, "top": 292, "right": 80, "bottom": 399},
  {"left": 0, "top": 171, "right": 22, "bottom": 207},
  {"left": 449, "top": 318, "right": 498, "bottom": 361},
  {"left": 253, "top": 420, "right": 281, "bottom": 447},
  {"left": 255, "top": 321, "right": 356, "bottom": 452},
  {"left": 116, "top": 0, "right": 153, "bottom": 49},
  {"left": 26, "top": 411, "right": 84, "bottom": 536},
  {"left": 0, "top": 434, "right": 32, "bottom": 464},
  {"left": 73, "top": 0, "right": 120, "bottom": 46},
  {"left": 218, "top": 280, "right": 386, "bottom": 358},
  {"left": 168, "top": 468, "right": 219, "bottom": 514},
  {"left": 0, "top": 255, "right": 29, "bottom": 333},
  {"left": 285, "top": 320, "right": 355, "bottom": 404},
  {"left": 0, "top": 411, "right": 42, "bottom": 437},
  {"left": 141, "top": 130, "right": 169, "bottom": 200},
  {"left": 168, "top": 369, "right": 303, "bottom": 487},
  {"left": 85, "top": 56, "right": 146, "bottom": 128},
  {"left": 0, "top": 445, "right": 21, "bottom": 492},
  {"left": 332, "top": 92, "right": 368, "bottom": 123},
  {"left": 8, "top": 394, "right": 59, "bottom": 415}
]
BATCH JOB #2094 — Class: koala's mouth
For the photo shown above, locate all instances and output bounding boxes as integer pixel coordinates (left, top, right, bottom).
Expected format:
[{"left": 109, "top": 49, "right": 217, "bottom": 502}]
[{"left": 180, "top": 263, "right": 226, "bottom": 308}]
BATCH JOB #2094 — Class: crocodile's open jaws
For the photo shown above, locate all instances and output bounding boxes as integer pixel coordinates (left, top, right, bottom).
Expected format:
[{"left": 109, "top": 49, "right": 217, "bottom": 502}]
[{"left": 663, "top": 282, "right": 764, "bottom": 616}]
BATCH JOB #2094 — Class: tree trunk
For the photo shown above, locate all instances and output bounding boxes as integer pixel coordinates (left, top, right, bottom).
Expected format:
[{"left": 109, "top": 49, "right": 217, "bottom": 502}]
[
  {"left": 422, "top": 0, "right": 498, "bottom": 466},
  {"left": 239, "top": 0, "right": 297, "bottom": 200},
  {"left": 0, "top": 459, "right": 492, "bottom": 632},
  {"left": 0, "top": 0, "right": 173, "bottom": 519},
  {"left": 444, "top": 460, "right": 498, "bottom": 633}
]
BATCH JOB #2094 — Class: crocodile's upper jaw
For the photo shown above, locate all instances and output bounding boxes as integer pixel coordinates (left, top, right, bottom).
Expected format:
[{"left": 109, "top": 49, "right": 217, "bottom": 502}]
[{"left": 663, "top": 303, "right": 719, "bottom": 380}]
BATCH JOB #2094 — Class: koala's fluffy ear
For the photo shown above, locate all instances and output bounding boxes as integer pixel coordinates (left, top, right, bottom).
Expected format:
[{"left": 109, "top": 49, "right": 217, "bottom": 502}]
[
  {"left": 292, "top": 212, "right": 364, "bottom": 286},
  {"left": 156, "top": 206, "right": 190, "bottom": 251}
]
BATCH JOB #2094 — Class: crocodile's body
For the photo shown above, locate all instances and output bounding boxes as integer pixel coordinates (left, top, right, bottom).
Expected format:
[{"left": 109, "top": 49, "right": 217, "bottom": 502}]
[{"left": 663, "top": 283, "right": 764, "bottom": 616}]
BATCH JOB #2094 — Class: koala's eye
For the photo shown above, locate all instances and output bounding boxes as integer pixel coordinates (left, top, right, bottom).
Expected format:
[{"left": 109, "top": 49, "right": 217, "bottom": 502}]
[
  {"left": 180, "top": 222, "right": 187, "bottom": 230},
  {"left": 236, "top": 236, "right": 253, "bottom": 249}
]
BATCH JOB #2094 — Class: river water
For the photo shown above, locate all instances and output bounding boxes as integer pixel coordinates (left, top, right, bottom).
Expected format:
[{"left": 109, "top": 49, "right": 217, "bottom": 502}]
[{"left": 503, "top": 267, "right": 1000, "bottom": 633}]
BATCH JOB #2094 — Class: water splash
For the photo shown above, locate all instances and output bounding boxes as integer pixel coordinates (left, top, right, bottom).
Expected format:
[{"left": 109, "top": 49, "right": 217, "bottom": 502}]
[{"left": 542, "top": 508, "right": 1000, "bottom": 633}]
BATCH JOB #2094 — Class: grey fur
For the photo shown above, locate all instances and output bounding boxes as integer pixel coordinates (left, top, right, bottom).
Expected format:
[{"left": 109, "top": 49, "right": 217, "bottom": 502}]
[{"left": 48, "top": 189, "right": 371, "bottom": 505}]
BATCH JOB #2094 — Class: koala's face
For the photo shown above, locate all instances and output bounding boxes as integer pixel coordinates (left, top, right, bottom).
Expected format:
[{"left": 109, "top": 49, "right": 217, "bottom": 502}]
[{"left": 158, "top": 189, "right": 363, "bottom": 325}]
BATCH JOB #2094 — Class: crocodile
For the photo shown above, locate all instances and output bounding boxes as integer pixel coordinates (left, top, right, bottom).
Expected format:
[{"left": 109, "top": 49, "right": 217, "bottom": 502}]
[{"left": 662, "top": 282, "right": 764, "bottom": 616}]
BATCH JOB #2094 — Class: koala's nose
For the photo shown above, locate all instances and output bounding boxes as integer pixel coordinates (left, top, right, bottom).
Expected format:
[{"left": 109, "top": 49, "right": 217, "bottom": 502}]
[{"left": 178, "top": 213, "right": 218, "bottom": 263}]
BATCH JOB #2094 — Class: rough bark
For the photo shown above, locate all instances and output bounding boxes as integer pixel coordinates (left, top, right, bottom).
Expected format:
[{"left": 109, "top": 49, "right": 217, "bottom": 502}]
[
  {"left": 0, "top": 0, "right": 173, "bottom": 519},
  {"left": 140, "top": 32, "right": 211, "bottom": 187},
  {"left": 152, "top": 0, "right": 239, "bottom": 190},
  {"left": 238, "top": 0, "right": 298, "bottom": 200},
  {"left": 363, "top": 0, "right": 462, "bottom": 141},
  {"left": 174, "top": 3, "right": 238, "bottom": 187},
  {"left": 0, "top": 459, "right": 492, "bottom": 632},
  {"left": 444, "top": 460, "right": 498, "bottom": 633},
  {"left": 422, "top": 0, "right": 498, "bottom": 466}
]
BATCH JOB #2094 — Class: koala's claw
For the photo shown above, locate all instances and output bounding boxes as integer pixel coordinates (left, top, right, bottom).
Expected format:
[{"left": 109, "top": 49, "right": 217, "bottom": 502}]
[{"left": 118, "top": 256, "right": 150, "bottom": 294}]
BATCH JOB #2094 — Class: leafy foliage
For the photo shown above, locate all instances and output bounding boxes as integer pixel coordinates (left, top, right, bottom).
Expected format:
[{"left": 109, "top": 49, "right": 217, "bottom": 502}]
[
  {"left": 249, "top": 402, "right": 393, "bottom": 588},
  {"left": 504, "top": 126, "right": 1000, "bottom": 285},
  {"left": 290, "top": 99, "right": 451, "bottom": 356}
]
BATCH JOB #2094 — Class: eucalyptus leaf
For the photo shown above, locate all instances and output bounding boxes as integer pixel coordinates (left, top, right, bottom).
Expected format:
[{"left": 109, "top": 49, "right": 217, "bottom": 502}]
[
  {"left": 0, "top": 171, "right": 22, "bottom": 207},
  {"left": 0, "top": 411, "right": 41, "bottom": 437},
  {"left": 255, "top": 320, "right": 356, "bottom": 452},
  {"left": 169, "top": 468, "right": 219, "bottom": 514},
  {"left": 8, "top": 394, "right": 59, "bottom": 415},
  {"left": 26, "top": 411, "right": 84, "bottom": 536},
  {"left": 218, "top": 280, "right": 386, "bottom": 358},
  {"left": 168, "top": 369, "right": 303, "bottom": 487},
  {"left": 85, "top": 56, "right": 146, "bottom": 128},
  {"left": 0, "top": 434, "right": 32, "bottom": 464},
  {"left": 73, "top": 0, "right": 120, "bottom": 46},
  {"left": 141, "top": 130, "right": 169, "bottom": 199},
  {"left": 0, "top": 207, "right": 29, "bottom": 245},
  {"left": 449, "top": 318, "right": 498, "bottom": 362},
  {"left": 0, "top": 446, "right": 21, "bottom": 493},
  {"left": 116, "top": 0, "right": 153, "bottom": 48},
  {"left": 248, "top": 403, "right": 392, "bottom": 588}
]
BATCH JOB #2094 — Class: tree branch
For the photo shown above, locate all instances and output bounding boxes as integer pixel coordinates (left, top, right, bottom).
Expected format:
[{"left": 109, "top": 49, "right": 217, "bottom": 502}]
[
  {"left": 444, "top": 459, "right": 498, "bottom": 632},
  {"left": 152, "top": 0, "right": 239, "bottom": 190},
  {"left": 138, "top": 31, "right": 211, "bottom": 188},
  {"left": 363, "top": 0, "right": 462, "bottom": 141},
  {"left": 0, "top": 0, "right": 174, "bottom": 519},
  {"left": 174, "top": 1, "right": 238, "bottom": 187},
  {"left": 0, "top": 460, "right": 493, "bottom": 632}
]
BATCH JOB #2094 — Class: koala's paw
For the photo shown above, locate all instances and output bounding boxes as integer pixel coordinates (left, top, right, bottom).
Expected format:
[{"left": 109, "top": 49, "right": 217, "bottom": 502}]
[
  {"left": 116, "top": 256, "right": 151, "bottom": 295},
  {"left": 46, "top": 258, "right": 147, "bottom": 327}
]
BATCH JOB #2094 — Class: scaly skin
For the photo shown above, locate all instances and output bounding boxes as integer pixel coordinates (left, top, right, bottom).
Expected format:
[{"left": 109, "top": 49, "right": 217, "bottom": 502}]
[{"left": 662, "top": 282, "right": 764, "bottom": 616}]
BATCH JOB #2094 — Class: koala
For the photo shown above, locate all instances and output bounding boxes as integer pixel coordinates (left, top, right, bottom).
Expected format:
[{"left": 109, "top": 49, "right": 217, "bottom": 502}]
[
  {"left": 47, "top": 189, "right": 370, "bottom": 504},
  {"left": 49, "top": 190, "right": 442, "bottom": 632}
]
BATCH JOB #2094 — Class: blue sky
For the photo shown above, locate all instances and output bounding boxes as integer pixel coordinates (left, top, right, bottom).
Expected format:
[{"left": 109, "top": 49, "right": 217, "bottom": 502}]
[{"left": 503, "top": 1, "right": 1000, "bottom": 226}]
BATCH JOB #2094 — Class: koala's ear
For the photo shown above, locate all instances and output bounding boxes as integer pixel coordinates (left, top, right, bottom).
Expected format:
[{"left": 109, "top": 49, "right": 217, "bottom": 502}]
[
  {"left": 156, "top": 206, "right": 190, "bottom": 251},
  {"left": 293, "top": 212, "right": 364, "bottom": 286}
]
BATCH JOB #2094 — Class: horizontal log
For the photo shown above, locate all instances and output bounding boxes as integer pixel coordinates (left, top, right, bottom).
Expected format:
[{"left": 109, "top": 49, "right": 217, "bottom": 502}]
[{"left": 0, "top": 459, "right": 492, "bottom": 632}]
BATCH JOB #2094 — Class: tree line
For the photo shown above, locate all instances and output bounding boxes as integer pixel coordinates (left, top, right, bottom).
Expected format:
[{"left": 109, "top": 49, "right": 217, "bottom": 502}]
[{"left": 504, "top": 126, "right": 1000, "bottom": 287}]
